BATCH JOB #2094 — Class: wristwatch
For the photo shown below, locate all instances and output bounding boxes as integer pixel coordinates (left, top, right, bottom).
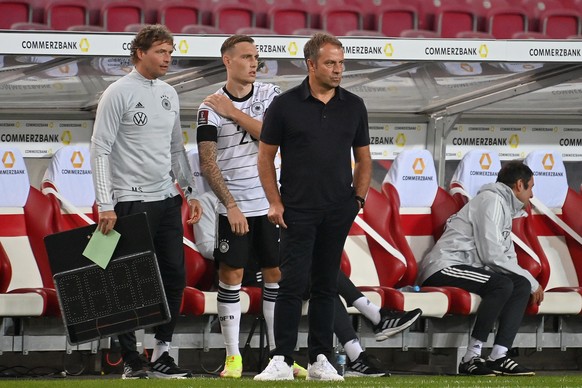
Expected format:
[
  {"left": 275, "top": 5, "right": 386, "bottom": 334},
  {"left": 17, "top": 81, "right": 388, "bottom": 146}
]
[{"left": 355, "top": 195, "right": 366, "bottom": 209}]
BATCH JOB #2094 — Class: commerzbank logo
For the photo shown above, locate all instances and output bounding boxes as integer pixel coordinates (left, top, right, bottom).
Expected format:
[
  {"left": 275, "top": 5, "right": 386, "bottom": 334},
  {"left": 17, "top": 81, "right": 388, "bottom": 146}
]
[
  {"left": 395, "top": 133, "right": 406, "bottom": 147},
  {"left": 479, "top": 44, "right": 488, "bottom": 58},
  {"left": 71, "top": 151, "right": 84, "bottom": 168},
  {"left": 479, "top": 153, "right": 492, "bottom": 170},
  {"left": 80, "top": 38, "right": 90, "bottom": 53},
  {"left": 179, "top": 40, "right": 188, "bottom": 54},
  {"left": 542, "top": 153, "right": 555, "bottom": 170},
  {"left": 2, "top": 151, "right": 15, "bottom": 168},
  {"left": 384, "top": 43, "right": 393, "bottom": 57},
  {"left": 509, "top": 134, "right": 519, "bottom": 148},
  {"left": 61, "top": 130, "right": 72, "bottom": 145},
  {"left": 288, "top": 42, "right": 298, "bottom": 56},
  {"left": 412, "top": 158, "right": 425, "bottom": 174}
]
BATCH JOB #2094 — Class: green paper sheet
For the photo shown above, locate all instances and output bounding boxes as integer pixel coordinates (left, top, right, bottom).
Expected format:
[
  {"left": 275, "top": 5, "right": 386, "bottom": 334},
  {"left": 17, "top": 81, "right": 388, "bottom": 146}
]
[{"left": 82, "top": 229, "right": 121, "bottom": 269}]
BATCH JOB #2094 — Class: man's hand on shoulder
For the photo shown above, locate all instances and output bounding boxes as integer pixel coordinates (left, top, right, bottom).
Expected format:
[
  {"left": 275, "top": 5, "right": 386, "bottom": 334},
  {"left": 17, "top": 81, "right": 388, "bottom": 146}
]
[{"left": 204, "top": 94, "right": 235, "bottom": 120}]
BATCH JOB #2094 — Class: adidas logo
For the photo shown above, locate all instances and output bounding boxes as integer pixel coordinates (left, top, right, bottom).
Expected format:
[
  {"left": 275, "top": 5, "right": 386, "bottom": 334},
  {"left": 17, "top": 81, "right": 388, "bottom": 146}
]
[{"left": 135, "top": 102, "right": 144, "bottom": 109}]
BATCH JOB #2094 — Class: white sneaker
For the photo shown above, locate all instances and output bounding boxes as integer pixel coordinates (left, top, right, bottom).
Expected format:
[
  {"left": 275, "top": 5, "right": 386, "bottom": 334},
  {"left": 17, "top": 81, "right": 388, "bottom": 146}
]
[
  {"left": 307, "top": 354, "right": 344, "bottom": 381},
  {"left": 254, "top": 355, "right": 294, "bottom": 381}
]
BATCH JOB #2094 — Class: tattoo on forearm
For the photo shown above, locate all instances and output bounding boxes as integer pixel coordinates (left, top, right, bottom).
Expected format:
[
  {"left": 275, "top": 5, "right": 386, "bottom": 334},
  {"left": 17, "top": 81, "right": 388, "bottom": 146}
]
[{"left": 199, "top": 141, "right": 235, "bottom": 206}]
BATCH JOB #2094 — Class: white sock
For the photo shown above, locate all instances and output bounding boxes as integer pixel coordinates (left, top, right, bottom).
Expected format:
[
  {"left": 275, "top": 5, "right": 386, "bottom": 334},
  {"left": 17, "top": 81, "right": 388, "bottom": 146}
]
[
  {"left": 151, "top": 340, "right": 169, "bottom": 362},
  {"left": 462, "top": 337, "right": 483, "bottom": 362},
  {"left": 352, "top": 296, "right": 381, "bottom": 325},
  {"left": 218, "top": 281, "right": 241, "bottom": 357},
  {"left": 489, "top": 344, "right": 508, "bottom": 361},
  {"left": 263, "top": 282, "right": 279, "bottom": 351},
  {"left": 344, "top": 338, "right": 364, "bottom": 362}
]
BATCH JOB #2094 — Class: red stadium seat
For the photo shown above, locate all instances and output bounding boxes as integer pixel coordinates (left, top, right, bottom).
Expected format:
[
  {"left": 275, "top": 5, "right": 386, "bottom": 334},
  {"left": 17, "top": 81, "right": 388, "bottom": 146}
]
[
  {"left": 456, "top": 31, "right": 496, "bottom": 39},
  {"left": 345, "top": 29, "right": 386, "bottom": 37},
  {"left": 486, "top": 6, "right": 529, "bottom": 38},
  {"left": 375, "top": 4, "right": 419, "bottom": 38},
  {"left": 400, "top": 29, "right": 440, "bottom": 38},
  {"left": 101, "top": 0, "right": 145, "bottom": 32},
  {"left": 0, "top": 146, "right": 59, "bottom": 317},
  {"left": 511, "top": 31, "right": 551, "bottom": 38},
  {"left": 11, "top": 22, "right": 53, "bottom": 30},
  {"left": 212, "top": 1, "right": 255, "bottom": 34},
  {"left": 0, "top": 0, "right": 33, "bottom": 29},
  {"left": 44, "top": 0, "right": 89, "bottom": 31},
  {"left": 267, "top": 3, "right": 311, "bottom": 35},
  {"left": 540, "top": 8, "right": 582, "bottom": 38},
  {"left": 435, "top": 4, "right": 477, "bottom": 38},
  {"left": 67, "top": 24, "right": 106, "bottom": 32},
  {"left": 157, "top": 0, "right": 203, "bottom": 33},
  {"left": 320, "top": 3, "right": 363, "bottom": 36},
  {"left": 181, "top": 23, "right": 225, "bottom": 34}
]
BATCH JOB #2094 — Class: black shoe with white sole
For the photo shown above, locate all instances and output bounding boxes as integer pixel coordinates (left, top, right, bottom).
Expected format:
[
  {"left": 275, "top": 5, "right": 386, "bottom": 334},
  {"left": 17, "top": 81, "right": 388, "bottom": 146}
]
[
  {"left": 458, "top": 357, "right": 496, "bottom": 376},
  {"left": 149, "top": 351, "right": 192, "bottom": 379},
  {"left": 345, "top": 351, "right": 389, "bottom": 377},
  {"left": 374, "top": 308, "right": 422, "bottom": 341},
  {"left": 486, "top": 356, "right": 535, "bottom": 376}
]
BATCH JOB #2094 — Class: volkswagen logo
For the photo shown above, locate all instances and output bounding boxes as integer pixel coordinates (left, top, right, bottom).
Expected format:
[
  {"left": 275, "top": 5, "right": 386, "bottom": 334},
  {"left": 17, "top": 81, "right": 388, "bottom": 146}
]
[{"left": 133, "top": 112, "right": 148, "bottom": 126}]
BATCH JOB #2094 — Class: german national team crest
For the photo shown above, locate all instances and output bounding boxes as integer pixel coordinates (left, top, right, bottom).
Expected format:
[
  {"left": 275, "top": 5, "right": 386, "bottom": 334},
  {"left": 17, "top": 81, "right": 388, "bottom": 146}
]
[
  {"left": 251, "top": 101, "right": 265, "bottom": 116},
  {"left": 219, "top": 239, "right": 229, "bottom": 253},
  {"left": 161, "top": 97, "right": 171, "bottom": 110}
]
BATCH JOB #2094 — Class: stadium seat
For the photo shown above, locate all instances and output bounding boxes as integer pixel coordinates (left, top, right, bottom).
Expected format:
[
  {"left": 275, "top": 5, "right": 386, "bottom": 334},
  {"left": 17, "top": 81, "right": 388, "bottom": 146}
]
[
  {"left": 435, "top": 4, "right": 478, "bottom": 38},
  {"left": 382, "top": 149, "right": 483, "bottom": 316},
  {"left": 66, "top": 24, "right": 106, "bottom": 32},
  {"left": 212, "top": 1, "right": 255, "bottom": 35},
  {"left": 521, "top": 0, "right": 581, "bottom": 38},
  {"left": 181, "top": 24, "right": 225, "bottom": 34},
  {"left": 41, "top": 145, "right": 97, "bottom": 232},
  {"left": 523, "top": 150, "right": 582, "bottom": 314},
  {"left": 456, "top": 31, "right": 496, "bottom": 39},
  {"left": 123, "top": 23, "right": 147, "bottom": 33},
  {"left": 486, "top": 6, "right": 529, "bottom": 38},
  {"left": 345, "top": 29, "right": 386, "bottom": 37},
  {"left": 400, "top": 29, "right": 440, "bottom": 38},
  {"left": 511, "top": 31, "right": 551, "bottom": 38},
  {"left": 101, "top": 0, "right": 145, "bottom": 32},
  {"left": 44, "top": 0, "right": 89, "bottom": 31},
  {"left": 267, "top": 3, "right": 311, "bottom": 35},
  {"left": 342, "top": 188, "right": 450, "bottom": 318},
  {"left": 236, "top": 27, "right": 275, "bottom": 35},
  {"left": 157, "top": 0, "right": 203, "bottom": 33},
  {"left": 375, "top": 4, "right": 419, "bottom": 38},
  {"left": 320, "top": 4, "right": 363, "bottom": 36},
  {"left": 0, "top": 147, "right": 59, "bottom": 317},
  {"left": 0, "top": 0, "right": 33, "bottom": 30},
  {"left": 11, "top": 22, "right": 52, "bottom": 30}
]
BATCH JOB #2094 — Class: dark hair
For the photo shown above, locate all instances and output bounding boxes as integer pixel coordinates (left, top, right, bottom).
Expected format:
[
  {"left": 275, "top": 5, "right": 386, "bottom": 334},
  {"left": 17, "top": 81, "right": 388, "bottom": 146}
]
[
  {"left": 496, "top": 160, "right": 533, "bottom": 189},
  {"left": 130, "top": 24, "right": 173, "bottom": 64},
  {"left": 303, "top": 32, "right": 343, "bottom": 64},
  {"left": 220, "top": 34, "right": 255, "bottom": 56}
]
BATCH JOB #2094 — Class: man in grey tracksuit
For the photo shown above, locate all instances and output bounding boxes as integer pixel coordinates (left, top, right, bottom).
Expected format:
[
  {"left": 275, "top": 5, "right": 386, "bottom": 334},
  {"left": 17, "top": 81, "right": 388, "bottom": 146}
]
[
  {"left": 418, "top": 160, "right": 544, "bottom": 376},
  {"left": 91, "top": 25, "right": 202, "bottom": 379}
]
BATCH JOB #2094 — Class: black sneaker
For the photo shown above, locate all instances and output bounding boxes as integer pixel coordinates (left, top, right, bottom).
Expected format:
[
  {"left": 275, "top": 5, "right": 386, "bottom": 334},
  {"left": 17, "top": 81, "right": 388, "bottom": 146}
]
[
  {"left": 374, "top": 308, "right": 422, "bottom": 341},
  {"left": 345, "top": 351, "right": 389, "bottom": 377},
  {"left": 486, "top": 356, "right": 535, "bottom": 376},
  {"left": 459, "top": 357, "right": 496, "bottom": 376},
  {"left": 149, "top": 351, "right": 192, "bottom": 379},
  {"left": 122, "top": 357, "right": 149, "bottom": 379}
]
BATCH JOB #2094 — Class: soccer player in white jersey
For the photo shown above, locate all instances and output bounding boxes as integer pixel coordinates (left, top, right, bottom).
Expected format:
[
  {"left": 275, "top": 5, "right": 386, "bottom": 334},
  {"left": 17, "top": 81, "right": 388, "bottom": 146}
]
[{"left": 196, "top": 35, "right": 289, "bottom": 379}]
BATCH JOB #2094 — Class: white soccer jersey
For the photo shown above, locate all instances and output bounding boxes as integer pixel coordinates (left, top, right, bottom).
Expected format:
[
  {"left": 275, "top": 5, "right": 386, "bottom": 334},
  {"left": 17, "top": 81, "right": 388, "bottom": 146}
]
[{"left": 197, "top": 82, "right": 280, "bottom": 217}]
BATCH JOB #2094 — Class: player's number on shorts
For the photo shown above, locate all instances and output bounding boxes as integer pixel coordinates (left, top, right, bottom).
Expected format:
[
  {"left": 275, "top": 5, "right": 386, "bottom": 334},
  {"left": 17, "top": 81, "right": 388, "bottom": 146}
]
[{"left": 238, "top": 125, "right": 256, "bottom": 145}]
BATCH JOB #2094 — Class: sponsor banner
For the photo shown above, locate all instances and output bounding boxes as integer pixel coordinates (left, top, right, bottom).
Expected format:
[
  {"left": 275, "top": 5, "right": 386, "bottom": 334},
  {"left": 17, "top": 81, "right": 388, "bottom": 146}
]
[
  {"left": 508, "top": 41, "right": 582, "bottom": 62},
  {"left": 446, "top": 124, "right": 582, "bottom": 161},
  {"left": 0, "top": 120, "right": 92, "bottom": 157},
  {"left": 368, "top": 123, "right": 427, "bottom": 159}
]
